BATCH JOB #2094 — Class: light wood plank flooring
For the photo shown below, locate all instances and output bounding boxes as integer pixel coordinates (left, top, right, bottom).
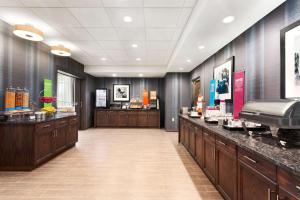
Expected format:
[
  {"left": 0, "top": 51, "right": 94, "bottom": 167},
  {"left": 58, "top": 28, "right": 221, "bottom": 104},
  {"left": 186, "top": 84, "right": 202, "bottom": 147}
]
[{"left": 0, "top": 128, "right": 223, "bottom": 200}]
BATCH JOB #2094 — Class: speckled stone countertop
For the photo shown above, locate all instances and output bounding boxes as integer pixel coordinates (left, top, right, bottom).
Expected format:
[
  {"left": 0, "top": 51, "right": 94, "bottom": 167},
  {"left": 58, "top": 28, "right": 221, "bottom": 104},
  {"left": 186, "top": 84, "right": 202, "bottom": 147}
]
[
  {"left": 0, "top": 113, "right": 77, "bottom": 125},
  {"left": 180, "top": 114, "right": 300, "bottom": 177}
]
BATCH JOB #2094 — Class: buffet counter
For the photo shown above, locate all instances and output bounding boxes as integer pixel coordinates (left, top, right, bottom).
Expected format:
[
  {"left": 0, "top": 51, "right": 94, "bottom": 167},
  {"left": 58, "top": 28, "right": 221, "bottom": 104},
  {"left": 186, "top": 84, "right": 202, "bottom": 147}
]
[
  {"left": 179, "top": 114, "right": 300, "bottom": 200},
  {"left": 0, "top": 113, "right": 78, "bottom": 171},
  {"left": 94, "top": 109, "right": 160, "bottom": 128}
]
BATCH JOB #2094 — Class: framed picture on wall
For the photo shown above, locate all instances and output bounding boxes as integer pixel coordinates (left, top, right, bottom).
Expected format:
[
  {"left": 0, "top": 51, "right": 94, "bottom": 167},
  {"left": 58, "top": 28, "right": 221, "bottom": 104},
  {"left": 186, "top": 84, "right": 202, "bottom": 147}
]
[
  {"left": 213, "top": 57, "right": 234, "bottom": 101},
  {"left": 113, "top": 84, "right": 130, "bottom": 102},
  {"left": 281, "top": 19, "right": 300, "bottom": 99}
]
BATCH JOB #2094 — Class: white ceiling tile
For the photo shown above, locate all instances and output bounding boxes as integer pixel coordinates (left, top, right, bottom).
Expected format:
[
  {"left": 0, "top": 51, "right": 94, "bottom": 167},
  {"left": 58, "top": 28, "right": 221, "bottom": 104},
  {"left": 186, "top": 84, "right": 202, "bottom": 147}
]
[
  {"left": 31, "top": 8, "right": 80, "bottom": 27},
  {"left": 146, "top": 28, "right": 182, "bottom": 41},
  {"left": 184, "top": 0, "right": 197, "bottom": 7},
  {"left": 146, "top": 41, "right": 175, "bottom": 50},
  {"left": 102, "top": 0, "right": 143, "bottom": 7},
  {"left": 73, "top": 41, "right": 104, "bottom": 56},
  {"left": 0, "top": 0, "right": 23, "bottom": 6},
  {"left": 20, "top": 0, "right": 63, "bottom": 7},
  {"left": 144, "top": 8, "right": 183, "bottom": 28},
  {"left": 143, "top": 0, "right": 184, "bottom": 8},
  {"left": 106, "top": 50, "right": 129, "bottom": 62},
  {"left": 98, "top": 41, "right": 124, "bottom": 50},
  {"left": 87, "top": 28, "right": 119, "bottom": 40},
  {"left": 59, "top": 27, "right": 94, "bottom": 41},
  {"left": 116, "top": 28, "right": 145, "bottom": 41},
  {"left": 177, "top": 8, "right": 192, "bottom": 27},
  {"left": 69, "top": 8, "right": 112, "bottom": 27},
  {"left": 106, "top": 8, "right": 144, "bottom": 27},
  {"left": 122, "top": 41, "right": 146, "bottom": 50},
  {"left": 60, "top": 0, "right": 102, "bottom": 7}
]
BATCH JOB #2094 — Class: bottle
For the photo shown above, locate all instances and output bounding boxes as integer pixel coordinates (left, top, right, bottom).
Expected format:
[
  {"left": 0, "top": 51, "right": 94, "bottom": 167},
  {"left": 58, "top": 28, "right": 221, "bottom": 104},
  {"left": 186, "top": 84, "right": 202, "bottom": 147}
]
[
  {"left": 22, "top": 88, "right": 30, "bottom": 110},
  {"left": 5, "top": 86, "right": 16, "bottom": 111},
  {"left": 15, "top": 87, "right": 23, "bottom": 110},
  {"left": 220, "top": 99, "right": 226, "bottom": 115}
]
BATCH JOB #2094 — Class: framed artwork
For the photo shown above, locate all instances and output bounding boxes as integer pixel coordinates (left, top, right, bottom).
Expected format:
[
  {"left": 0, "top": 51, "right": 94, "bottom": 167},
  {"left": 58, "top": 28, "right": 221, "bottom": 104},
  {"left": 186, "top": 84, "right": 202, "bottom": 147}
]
[
  {"left": 280, "top": 19, "right": 300, "bottom": 99},
  {"left": 113, "top": 84, "right": 130, "bottom": 102},
  {"left": 192, "top": 76, "right": 201, "bottom": 106},
  {"left": 213, "top": 57, "right": 234, "bottom": 101}
]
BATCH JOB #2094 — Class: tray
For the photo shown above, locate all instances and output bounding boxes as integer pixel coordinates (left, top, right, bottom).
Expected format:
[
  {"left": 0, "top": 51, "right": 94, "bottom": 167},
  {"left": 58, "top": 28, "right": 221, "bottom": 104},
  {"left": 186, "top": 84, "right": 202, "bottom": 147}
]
[
  {"left": 188, "top": 115, "right": 201, "bottom": 118},
  {"left": 204, "top": 118, "right": 218, "bottom": 124},
  {"left": 222, "top": 124, "right": 267, "bottom": 131}
]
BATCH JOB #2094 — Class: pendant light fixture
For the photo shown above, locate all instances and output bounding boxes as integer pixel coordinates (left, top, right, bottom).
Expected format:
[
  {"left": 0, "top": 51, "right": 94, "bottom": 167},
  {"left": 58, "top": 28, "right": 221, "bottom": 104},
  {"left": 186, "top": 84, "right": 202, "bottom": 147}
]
[
  {"left": 51, "top": 45, "right": 71, "bottom": 57},
  {"left": 13, "top": 25, "right": 44, "bottom": 42}
]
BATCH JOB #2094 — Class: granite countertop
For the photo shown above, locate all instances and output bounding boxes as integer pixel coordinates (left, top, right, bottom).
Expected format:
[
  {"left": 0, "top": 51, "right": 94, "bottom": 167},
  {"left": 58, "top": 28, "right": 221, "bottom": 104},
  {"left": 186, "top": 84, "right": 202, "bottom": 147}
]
[
  {"left": 95, "top": 108, "right": 160, "bottom": 111},
  {"left": 0, "top": 113, "right": 77, "bottom": 125},
  {"left": 180, "top": 114, "right": 300, "bottom": 177}
]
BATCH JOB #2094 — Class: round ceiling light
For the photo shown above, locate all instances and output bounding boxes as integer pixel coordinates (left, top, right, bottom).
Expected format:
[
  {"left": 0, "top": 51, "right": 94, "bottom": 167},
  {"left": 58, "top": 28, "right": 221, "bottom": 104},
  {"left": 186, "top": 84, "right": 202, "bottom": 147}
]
[
  {"left": 123, "top": 16, "right": 133, "bottom": 23},
  {"left": 131, "top": 44, "right": 138, "bottom": 48},
  {"left": 136, "top": 58, "right": 141, "bottom": 61},
  {"left": 222, "top": 16, "right": 235, "bottom": 24},
  {"left": 51, "top": 45, "right": 71, "bottom": 57},
  {"left": 13, "top": 25, "right": 44, "bottom": 41},
  {"left": 198, "top": 45, "right": 205, "bottom": 50}
]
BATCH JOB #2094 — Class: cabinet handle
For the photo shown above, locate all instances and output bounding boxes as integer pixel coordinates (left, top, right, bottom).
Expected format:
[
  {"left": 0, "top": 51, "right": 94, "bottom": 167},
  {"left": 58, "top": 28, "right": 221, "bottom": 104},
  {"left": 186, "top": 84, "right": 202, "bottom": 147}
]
[
  {"left": 296, "top": 185, "right": 300, "bottom": 190},
  {"left": 217, "top": 140, "right": 227, "bottom": 146},
  {"left": 204, "top": 132, "right": 209, "bottom": 136},
  {"left": 42, "top": 124, "right": 51, "bottom": 128},
  {"left": 213, "top": 148, "right": 215, "bottom": 160},
  {"left": 243, "top": 155, "right": 257, "bottom": 164}
]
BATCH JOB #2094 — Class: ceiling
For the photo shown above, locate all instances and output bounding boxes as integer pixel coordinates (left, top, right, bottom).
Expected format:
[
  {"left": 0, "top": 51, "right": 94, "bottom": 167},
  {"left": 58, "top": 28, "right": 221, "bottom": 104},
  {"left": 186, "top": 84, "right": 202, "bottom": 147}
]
[{"left": 0, "top": 0, "right": 285, "bottom": 77}]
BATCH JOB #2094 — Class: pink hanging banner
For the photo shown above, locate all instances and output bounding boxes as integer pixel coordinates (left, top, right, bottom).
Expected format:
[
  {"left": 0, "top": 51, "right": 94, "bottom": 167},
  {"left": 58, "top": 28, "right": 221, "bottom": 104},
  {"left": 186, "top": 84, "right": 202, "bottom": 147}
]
[{"left": 233, "top": 71, "right": 245, "bottom": 119}]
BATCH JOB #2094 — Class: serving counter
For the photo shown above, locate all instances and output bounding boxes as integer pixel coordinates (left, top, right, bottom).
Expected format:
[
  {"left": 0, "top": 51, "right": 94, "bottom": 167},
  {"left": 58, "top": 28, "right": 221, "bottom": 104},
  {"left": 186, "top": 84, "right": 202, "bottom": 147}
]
[
  {"left": 179, "top": 114, "right": 300, "bottom": 200},
  {"left": 0, "top": 114, "right": 78, "bottom": 171}
]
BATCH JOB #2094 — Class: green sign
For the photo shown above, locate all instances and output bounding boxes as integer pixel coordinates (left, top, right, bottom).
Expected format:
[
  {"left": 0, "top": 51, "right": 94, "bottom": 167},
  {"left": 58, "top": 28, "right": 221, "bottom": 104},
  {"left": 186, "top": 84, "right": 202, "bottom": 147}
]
[{"left": 44, "top": 79, "right": 52, "bottom": 107}]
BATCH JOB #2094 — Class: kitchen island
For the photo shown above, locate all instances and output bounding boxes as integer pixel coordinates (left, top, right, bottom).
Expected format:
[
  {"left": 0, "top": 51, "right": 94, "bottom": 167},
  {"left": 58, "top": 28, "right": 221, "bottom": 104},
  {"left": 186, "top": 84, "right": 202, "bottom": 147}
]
[
  {"left": 179, "top": 114, "right": 300, "bottom": 200},
  {"left": 0, "top": 114, "right": 78, "bottom": 171}
]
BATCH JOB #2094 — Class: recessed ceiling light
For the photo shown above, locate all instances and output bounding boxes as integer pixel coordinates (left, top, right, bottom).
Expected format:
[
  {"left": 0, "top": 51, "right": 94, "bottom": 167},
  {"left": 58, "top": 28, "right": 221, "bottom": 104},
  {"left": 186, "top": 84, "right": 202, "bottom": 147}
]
[
  {"left": 222, "top": 16, "right": 235, "bottom": 24},
  {"left": 136, "top": 58, "right": 141, "bottom": 61},
  {"left": 131, "top": 44, "right": 138, "bottom": 48},
  {"left": 112, "top": 73, "right": 117, "bottom": 77},
  {"left": 51, "top": 45, "right": 71, "bottom": 57},
  {"left": 186, "top": 59, "right": 191, "bottom": 63},
  {"left": 101, "top": 57, "right": 107, "bottom": 61},
  {"left": 198, "top": 45, "right": 205, "bottom": 50},
  {"left": 13, "top": 24, "right": 44, "bottom": 42},
  {"left": 123, "top": 16, "right": 133, "bottom": 23},
  {"left": 139, "top": 73, "right": 143, "bottom": 77},
  {"left": 179, "top": 67, "right": 184, "bottom": 71}
]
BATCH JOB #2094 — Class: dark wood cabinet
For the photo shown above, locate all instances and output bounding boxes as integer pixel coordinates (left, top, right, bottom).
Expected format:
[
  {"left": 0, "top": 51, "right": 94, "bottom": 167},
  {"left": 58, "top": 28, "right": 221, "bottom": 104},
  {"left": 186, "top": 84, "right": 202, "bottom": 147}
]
[
  {"left": 0, "top": 115, "right": 78, "bottom": 171},
  {"left": 216, "top": 136, "right": 237, "bottom": 200},
  {"left": 238, "top": 148, "right": 277, "bottom": 200},
  {"left": 179, "top": 119, "right": 185, "bottom": 144},
  {"left": 94, "top": 110, "right": 160, "bottom": 128},
  {"left": 195, "top": 126, "right": 203, "bottom": 166},
  {"left": 183, "top": 121, "right": 190, "bottom": 149},
  {"left": 277, "top": 168, "right": 300, "bottom": 200},
  {"left": 203, "top": 129, "right": 216, "bottom": 183},
  {"left": 189, "top": 125, "right": 196, "bottom": 156}
]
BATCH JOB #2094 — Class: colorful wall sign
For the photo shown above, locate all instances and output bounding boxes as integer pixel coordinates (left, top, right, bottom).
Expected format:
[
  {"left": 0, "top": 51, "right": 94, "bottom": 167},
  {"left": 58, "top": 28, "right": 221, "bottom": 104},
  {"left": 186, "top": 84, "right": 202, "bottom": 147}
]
[
  {"left": 44, "top": 79, "right": 52, "bottom": 107},
  {"left": 209, "top": 80, "right": 216, "bottom": 106},
  {"left": 233, "top": 71, "right": 245, "bottom": 119}
]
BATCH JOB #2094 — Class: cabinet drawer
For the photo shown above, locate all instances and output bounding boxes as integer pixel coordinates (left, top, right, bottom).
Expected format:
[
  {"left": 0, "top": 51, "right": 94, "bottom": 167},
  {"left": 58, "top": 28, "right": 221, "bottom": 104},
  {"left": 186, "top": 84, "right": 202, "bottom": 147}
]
[
  {"left": 216, "top": 135, "right": 236, "bottom": 154},
  {"left": 55, "top": 119, "right": 68, "bottom": 127},
  {"left": 69, "top": 117, "right": 78, "bottom": 125},
  {"left": 36, "top": 122, "right": 54, "bottom": 132},
  {"left": 238, "top": 147, "right": 276, "bottom": 181},
  {"left": 278, "top": 168, "right": 300, "bottom": 198},
  {"left": 203, "top": 129, "right": 215, "bottom": 142}
]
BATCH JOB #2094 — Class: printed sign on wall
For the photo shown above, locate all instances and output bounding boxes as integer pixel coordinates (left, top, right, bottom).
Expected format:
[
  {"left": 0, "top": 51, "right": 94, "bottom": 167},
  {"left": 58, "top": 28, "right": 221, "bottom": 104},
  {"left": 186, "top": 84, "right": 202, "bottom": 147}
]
[
  {"left": 233, "top": 71, "right": 245, "bottom": 119},
  {"left": 209, "top": 80, "right": 216, "bottom": 106}
]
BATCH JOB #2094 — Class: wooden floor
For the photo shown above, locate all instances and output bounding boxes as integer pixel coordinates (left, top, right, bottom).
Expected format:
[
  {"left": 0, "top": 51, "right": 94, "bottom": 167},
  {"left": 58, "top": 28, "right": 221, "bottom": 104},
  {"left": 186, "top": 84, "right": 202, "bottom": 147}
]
[{"left": 0, "top": 128, "right": 223, "bottom": 200}]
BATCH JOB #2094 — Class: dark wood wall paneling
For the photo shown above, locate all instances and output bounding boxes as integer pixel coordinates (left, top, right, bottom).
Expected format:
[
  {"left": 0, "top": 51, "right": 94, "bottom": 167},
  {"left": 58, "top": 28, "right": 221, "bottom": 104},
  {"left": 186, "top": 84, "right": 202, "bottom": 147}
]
[
  {"left": 190, "top": 0, "right": 300, "bottom": 111},
  {"left": 0, "top": 20, "right": 96, "bottom": 129}
]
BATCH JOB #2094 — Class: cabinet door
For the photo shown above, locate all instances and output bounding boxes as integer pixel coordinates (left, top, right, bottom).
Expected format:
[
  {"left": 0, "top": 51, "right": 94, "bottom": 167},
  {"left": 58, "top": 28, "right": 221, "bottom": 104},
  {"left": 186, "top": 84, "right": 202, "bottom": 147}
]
[
  {"left": 179, "top": 119, "right": 185, "bottom": 144},
  {"left": 128, "top": 112, "right": 137, "bottom": 127},
  {"left": 203, "top": 130, "right": 216, "bottom": 183},
  {"left": 68, "top": 117, "right": 78, "bottom": 145},
  {"left": 216, "top": 137, "right": 237, "bottom": 200},
  {"left": 183, "top": 122, "right": 190, "bottom": 149},
  {"left": 108, "top": 111, "right": 118, "bottom": 127},
  {"left": 55, "top": 120, "right": 68, "bottom": 153},
  {"left": 277, "top": 168, "right": 300, "bottom": 200},
  {"left": 238, "top": 161, "right": 277, "bottom": 200},
  {"left": 137, "top": 111, "right": 148, "bottom": 127},
  {"left": 189, "top": 125, "right": 196, "bottom": 156},
  {"left": 148, "top": 111, "right": 159, "bottom": 128},
  {"left": 36, "top": 125, "right": 54, "bottom": 164},
  {"left": 118, "top": 111, "right": 128, "bottom": 127},
  {"left": 195, "top": 126, "right": 203, "bottom": 166},
  {"left": 278, "top": 189, "right": 299, "bottom": 200},
  {"left": 97, "top": 111, "right": 109, "bottom": 127}
]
